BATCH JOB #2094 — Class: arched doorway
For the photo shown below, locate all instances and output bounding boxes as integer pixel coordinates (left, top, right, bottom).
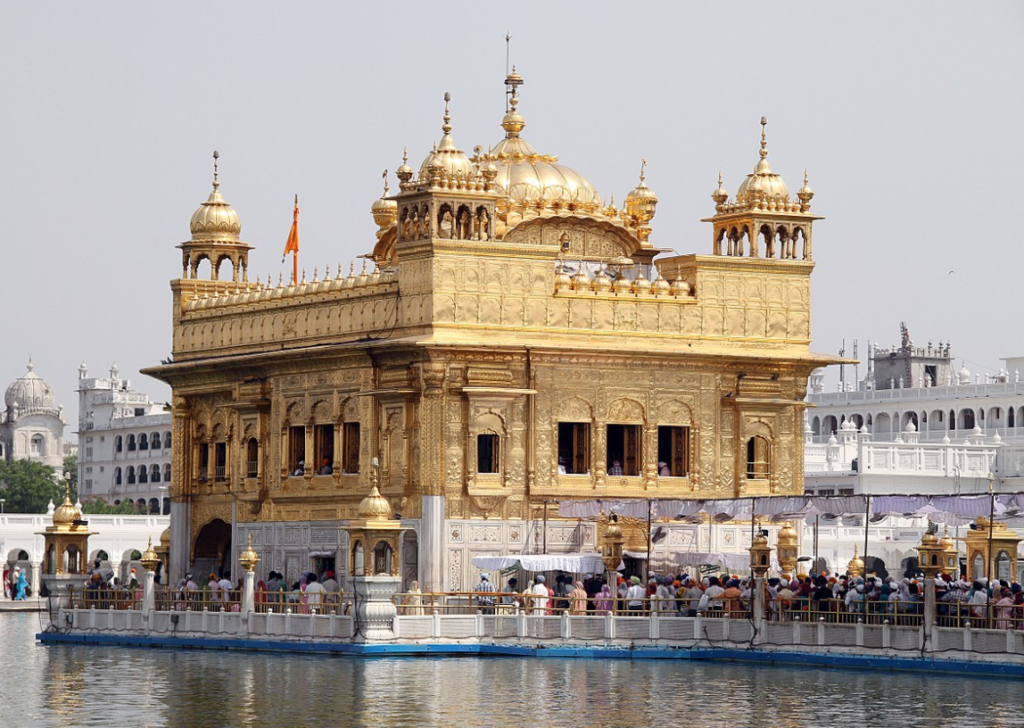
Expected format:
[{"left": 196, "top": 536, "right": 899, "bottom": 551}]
[{"left": 192, "top": 519, "right": 232, "bottom": 578}]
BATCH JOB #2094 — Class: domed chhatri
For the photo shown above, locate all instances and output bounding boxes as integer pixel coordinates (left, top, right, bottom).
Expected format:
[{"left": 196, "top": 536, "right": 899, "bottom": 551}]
[
  {"left": 189, "top": 150, "right": 241, "bottom": 242},
  {"left": 178, "top": 151, "right": 253, "bottom": 282},
  {"left": 5, "top": 360, "right": 57, "bottom": 411}
]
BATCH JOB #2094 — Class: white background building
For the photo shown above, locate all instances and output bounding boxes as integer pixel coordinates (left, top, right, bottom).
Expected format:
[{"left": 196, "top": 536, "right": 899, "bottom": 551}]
[
  {"left": 1, "top": 361, "right": 66, "bottom": 471},
  {"left": 77, "top": 363, "right": 172, "bottom": 513}
]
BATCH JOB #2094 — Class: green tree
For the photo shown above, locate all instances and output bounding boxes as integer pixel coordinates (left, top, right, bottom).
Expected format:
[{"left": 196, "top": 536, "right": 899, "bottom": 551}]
[
  {"left": 0, "top": 460, "right": 63, "bottom": 513},
  {"left": 81, "top": 498, "right": 143, "bottom": 515}
]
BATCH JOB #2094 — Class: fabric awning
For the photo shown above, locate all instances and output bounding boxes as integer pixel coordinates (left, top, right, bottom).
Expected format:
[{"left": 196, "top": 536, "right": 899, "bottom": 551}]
[{"left": 470, "top": 553, "right": 607, "bottom": 574}]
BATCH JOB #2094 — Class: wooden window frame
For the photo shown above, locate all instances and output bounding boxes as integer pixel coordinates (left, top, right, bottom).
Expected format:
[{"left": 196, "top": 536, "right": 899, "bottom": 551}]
[
  {"left": 557, "top": 422, "right": 591, "bottom": 475},
  {"left": 657, "top": 425, "right": 690, "bottom": 477}
]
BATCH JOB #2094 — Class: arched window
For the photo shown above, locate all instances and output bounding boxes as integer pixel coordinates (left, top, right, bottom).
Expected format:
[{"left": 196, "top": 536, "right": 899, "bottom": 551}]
[
  {"left": 373, "top": 541, "right": 394, "bottom": 576},
  {"left": 246, "top": 438, "right": 259, "bottom": 478},
  {"left": 1010, "top": 408, "right": 1016, "bottom": 428},
  {"left": 960, "top": 409, "right": 976, "bottom": 430},
  {"left": 165, "top": 431, "right": 172, "bottom": 448},
  {"left": 139, "top": 433, "right": 149, "bottom": 450},
  {"left": 127, "top": 434, "right": 137, "bottom": 451},
  {"left": 477, "top": 433, "right": 500, "bottom": 473},
  {"left": 162, "top": 497, "right": 170, "bottom": 515},
  {"left": 114, "top": 467, "right": 122, "bottom": 486},
  {"left": 151, "top": 432, "right": 161, "bottom": 450},
  {"left": 746, "top": 436, "right": 770, "bottom": 480},
  {"left": 138, "top": 465, "right": 148, "bottom": 484},
  {"left": 127, "top": 466, "right": 136, "bottom": 484},
  {"left": 150, "top": 464, "right": 161, "bottom": 483},
  {"left": 148, "top": 498, "right": 160, "bottom": 515},
  {"left": 115, "top": 435, "right": 123, "bottom": 453},
  {"left": 136, "top": 498, "right": 146, "bottom": 511},
  {"left": 163, "top": 463, "right": 171, "bottom": 482},
  {"left": 30, "top": 435, "right": 45, "bottom": 457},
  {"left": 949, "top": 410, "right": 956, "bottom": 430}
]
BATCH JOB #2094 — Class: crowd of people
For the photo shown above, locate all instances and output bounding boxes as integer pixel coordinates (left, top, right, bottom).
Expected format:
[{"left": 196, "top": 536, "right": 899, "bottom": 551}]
[{"left": 444, "top": 570, "right": 1024, "bottom": 630}]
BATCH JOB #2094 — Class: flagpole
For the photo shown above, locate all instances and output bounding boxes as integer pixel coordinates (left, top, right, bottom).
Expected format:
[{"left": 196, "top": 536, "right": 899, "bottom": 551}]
[{"left": 292, "top": 194, "right": 299, "bottom": 285}]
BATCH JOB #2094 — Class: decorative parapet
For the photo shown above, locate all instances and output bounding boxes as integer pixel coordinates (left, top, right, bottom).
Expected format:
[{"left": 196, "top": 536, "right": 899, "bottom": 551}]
[{"left": 181, "top": 265, "right": 397, "bottom": 318}]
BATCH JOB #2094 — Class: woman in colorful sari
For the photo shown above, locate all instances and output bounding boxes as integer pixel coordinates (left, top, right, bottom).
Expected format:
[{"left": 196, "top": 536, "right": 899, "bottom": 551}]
[
  {"left": 569, "top": 581, "right": 588, "bottom": 615},
  {"left": 15, "top": 568, "right": 28, "bottom": 601},
  {"left": 595, "top": 583, "right": 614, "bottom": 614}
]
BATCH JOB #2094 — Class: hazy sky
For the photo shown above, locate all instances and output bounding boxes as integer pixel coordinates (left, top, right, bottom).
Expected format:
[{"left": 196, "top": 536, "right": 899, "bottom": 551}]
[{"left": 2, "top": 2, "right": 1022, "bottom": 429}]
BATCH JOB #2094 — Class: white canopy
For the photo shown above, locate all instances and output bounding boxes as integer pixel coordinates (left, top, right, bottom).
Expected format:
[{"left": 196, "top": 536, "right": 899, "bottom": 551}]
[{"left": 470, "top": 553, "right": 607, "bottom": 574}]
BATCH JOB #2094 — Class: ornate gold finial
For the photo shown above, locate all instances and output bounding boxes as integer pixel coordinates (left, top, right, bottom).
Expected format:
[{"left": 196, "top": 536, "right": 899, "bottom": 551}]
[
  {"left": 382, "top": 169, "right": 389, "bottom": 196},
  {"left": 759, "top": 116, "right": 768, "bottom": 158},
  {"left": 442, "top": 92, "right": 452, "bottom": 135},
  {"left": 639, "top": 158, "right": 647, "bottom": 184},
  {"left": 212, "top": 150, "right": 220, "bottom": 189}
]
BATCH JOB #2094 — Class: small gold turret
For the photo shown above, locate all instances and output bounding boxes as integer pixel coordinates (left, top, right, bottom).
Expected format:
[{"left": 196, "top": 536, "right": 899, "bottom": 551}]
[{"left": 371, "top": 170, "right": 398, "bottom": 239}]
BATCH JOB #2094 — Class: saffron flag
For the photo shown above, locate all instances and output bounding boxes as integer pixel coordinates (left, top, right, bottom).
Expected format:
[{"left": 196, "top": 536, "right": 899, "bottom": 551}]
[{"left": 282, "top": 194, "right": 299, "bottom": 262}]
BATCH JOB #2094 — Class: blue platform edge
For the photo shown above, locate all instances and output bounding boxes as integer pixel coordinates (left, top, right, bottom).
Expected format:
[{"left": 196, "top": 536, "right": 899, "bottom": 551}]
[{"left": 35, "top": 633, "right": 1024, "bottom": 678}]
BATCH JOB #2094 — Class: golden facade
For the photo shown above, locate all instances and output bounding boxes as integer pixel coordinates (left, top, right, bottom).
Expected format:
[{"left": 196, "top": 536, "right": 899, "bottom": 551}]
[{"left": 145, "top": 72, "right": 837, "bottom": 590}]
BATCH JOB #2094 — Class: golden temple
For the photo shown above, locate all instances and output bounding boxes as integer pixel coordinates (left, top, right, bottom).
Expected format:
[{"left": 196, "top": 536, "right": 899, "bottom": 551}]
[{"left": 144, "top": 70, "right": 839, "bottom": 592}]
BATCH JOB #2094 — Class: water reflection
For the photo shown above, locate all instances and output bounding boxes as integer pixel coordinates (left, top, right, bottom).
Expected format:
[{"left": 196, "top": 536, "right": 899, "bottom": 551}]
[{"left": 2, "top": 615, "right": 1023, "bottom": 728}]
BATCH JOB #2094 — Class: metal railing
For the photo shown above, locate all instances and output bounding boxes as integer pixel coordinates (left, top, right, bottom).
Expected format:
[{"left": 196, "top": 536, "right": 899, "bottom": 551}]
[
  {"left": 68, "top": 586, "right": 143, "bottom": 611},
  {"left": 392, "top": 592, "right": 751, "bottom": 618},
  {"left": 255, "top": 589, "right": 347, "bottom": 615}
]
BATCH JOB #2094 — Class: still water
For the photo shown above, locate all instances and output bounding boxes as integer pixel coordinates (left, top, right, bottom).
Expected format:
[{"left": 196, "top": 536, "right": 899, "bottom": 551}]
[{"left": 3, "top": 613, "right": 1023, "bottom": 728}]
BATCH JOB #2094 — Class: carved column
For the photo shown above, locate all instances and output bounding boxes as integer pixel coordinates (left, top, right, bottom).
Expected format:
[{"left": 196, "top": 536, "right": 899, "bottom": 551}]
[
  {"left": 419, "top": 362, "right": 447, "bottom": 593},
  {"left": 594, "top": 419, "right": 607, "bottom": 486}
]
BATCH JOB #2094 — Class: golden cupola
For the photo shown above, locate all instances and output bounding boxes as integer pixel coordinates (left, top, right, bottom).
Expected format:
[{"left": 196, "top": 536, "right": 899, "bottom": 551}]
[
  {"left": 735, "top": 117, "right": 790, "bottom": 205},
  {"left": 486, "top": 69, "right": 602, "bottom": 214},
  {"left": 178, "top": 151, "right": 252, "bottom": 282},
  {"left": 370, "top": 170, "right": 398, "bottom": 239},
  {"left": 418, "top": 93, "right": 474, "bottom": 180},
  {"left": 52, "top": 482, "right": 82, "bottom": 528},
  {"left": 625, "top": 159, "right": 658, "bottom": 242},
  {"left": 189, "top": 151, "right": 242, "bottom": 242}
]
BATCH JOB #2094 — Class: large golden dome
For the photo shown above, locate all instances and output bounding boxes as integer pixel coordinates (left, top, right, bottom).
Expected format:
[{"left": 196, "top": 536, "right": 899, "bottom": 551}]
[
  {"left": 735, "top": 118, "right": 790, "bottom": 205},
  {"left": 488, "top": 85, "right": 601, "bottom": 213},
  {"left": 189, "top": 151, "right": 241, "bottom": 242}
]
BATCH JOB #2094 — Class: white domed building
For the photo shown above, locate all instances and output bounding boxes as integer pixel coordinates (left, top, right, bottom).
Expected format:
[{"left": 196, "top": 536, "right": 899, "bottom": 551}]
[{"left": 1, "top": 361, "right": 66, "bottom": 470}]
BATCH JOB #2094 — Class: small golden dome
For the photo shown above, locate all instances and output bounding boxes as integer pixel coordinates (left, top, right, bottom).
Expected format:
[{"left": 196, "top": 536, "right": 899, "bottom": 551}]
[
  {"left": 357, "top": 484, "right": 392, "bottom": 520},
  {"left": 419, "top": 93, "right": 474, "bottom": 180},
  {"left": 592, "top": 266, "right": 612, "bottom": 293},
  {"left": 651, "top": 271, "right": 670, "bottom": 296},
  {"left": 570, "top": 262, "right": 589, "bottom": 291},
  {"left": 752, "top": 531, "right": 769, "bottom": 548},
  {"left": 140, "top": 537, "right": 160, "bottom": 571},
  {"left": 712, "top": 171, "right": 729, "bottom": 206},
  {"left": 238, "top": 532, "right": 260, "bottom": 572},
  {"left": 52, "top": 484, "right": 81, "bottom": 526},
  {"left": 603, "top": 519, "right": 623, "bottom": 542},
  {"left": 396, "top": 148, "right": 414, "bottom": 183},
  {"left": 778, "top": 521, "right": 798, "bottom": 545},
  {"left": 670, "top": 275, "right": 690, "bottom": 297},
  {"left": 159, "top": 527, "right": 171, "bottom": 547},
  {"left": 554, "top": 262, "right": 572, "bottom": 292},
  {"left": 625, "top": 159, "right": 658, "bottom": 221},
  {"left": 735, "top": 118, "right": 790, "bottom": 205},
  {"left": 939, "top": 527, "right": 954, "bottom": 551},
  {"left": 797, "top": 169, "right": 814, "bottom": 207},
  {"left": 189, "top": 151, "right": 242, "bottom": 242},
  {"left": 633, "top": 270, "right": 652, "bottom": 295},
  {"left": 371, "top": 171, "right": 398, "bottom": 236}
]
